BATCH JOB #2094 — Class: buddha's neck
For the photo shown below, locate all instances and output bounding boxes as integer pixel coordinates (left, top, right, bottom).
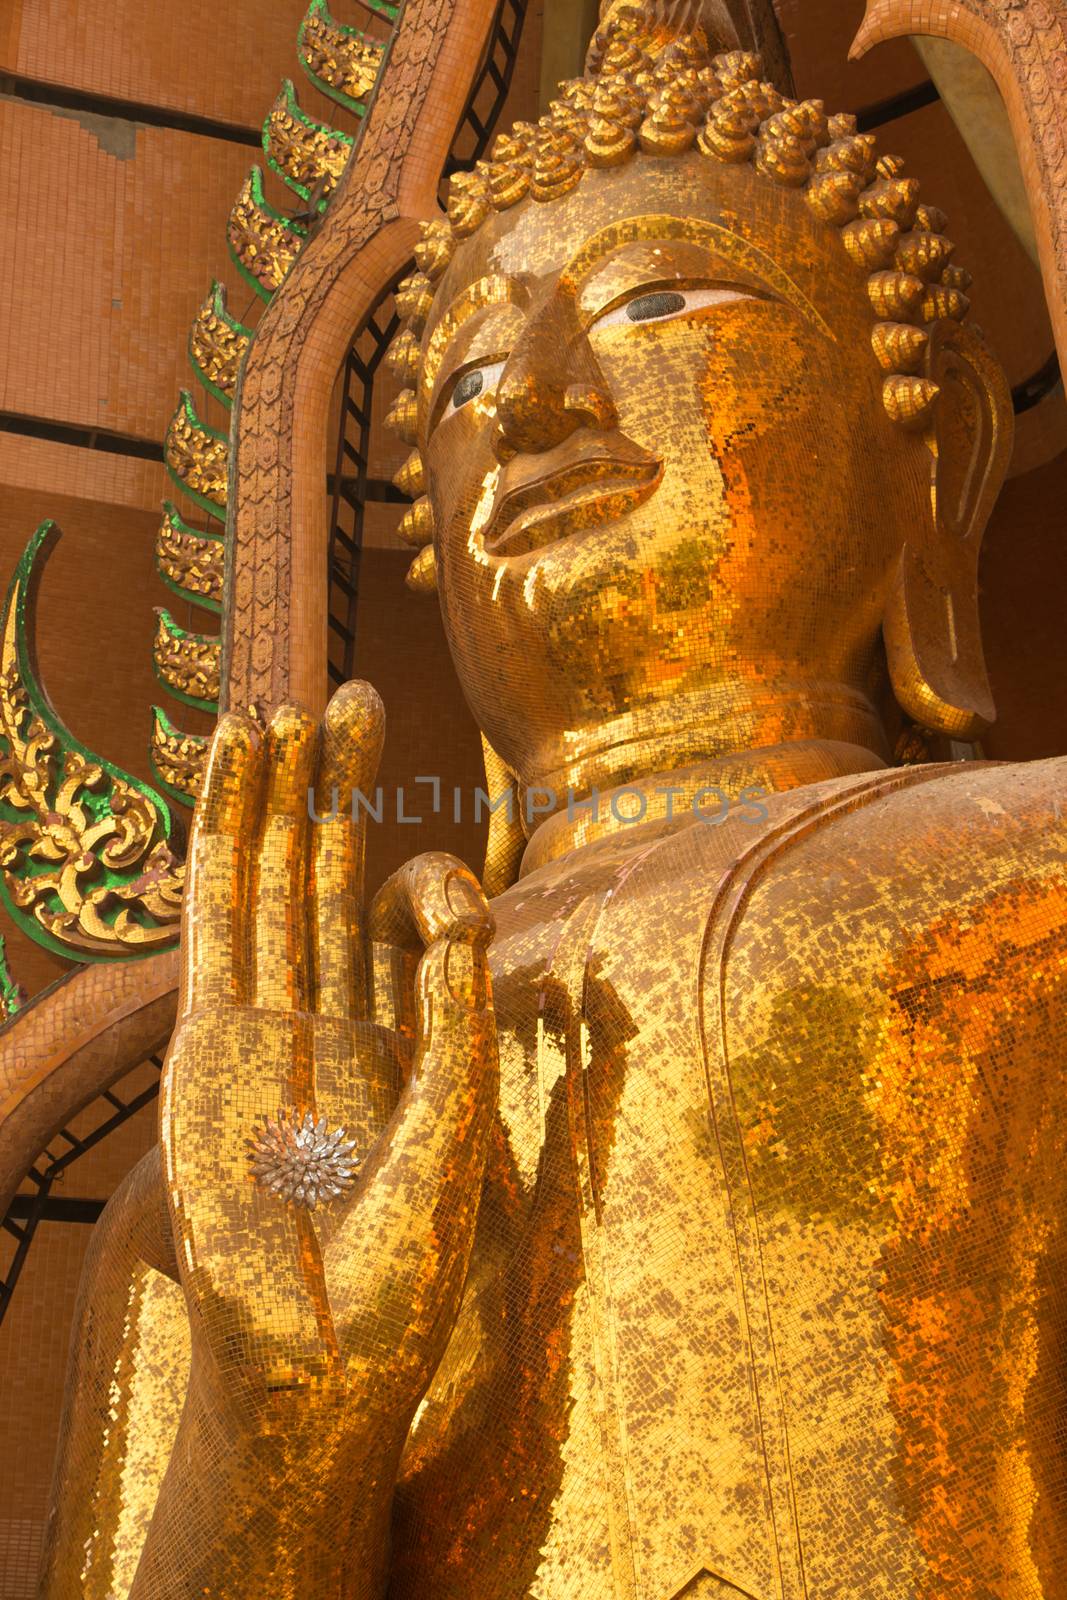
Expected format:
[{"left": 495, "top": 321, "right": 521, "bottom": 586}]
[{"left": 517, "top": 687, "right": 891, "bottom": 876}]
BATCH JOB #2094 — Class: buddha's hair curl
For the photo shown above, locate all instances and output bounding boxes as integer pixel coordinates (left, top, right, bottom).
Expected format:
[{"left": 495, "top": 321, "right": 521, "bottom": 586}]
[{"left": 385, "top": 0, "right": 974, "bottom": 588}]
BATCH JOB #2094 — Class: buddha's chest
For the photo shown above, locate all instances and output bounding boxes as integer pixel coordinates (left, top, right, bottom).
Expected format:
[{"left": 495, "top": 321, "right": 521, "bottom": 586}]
[
  {"left": 391, "top": 769, "right": 1067, "bottom": 1600},
  {"left": 486, "top": 864, "right": 778, "bottom": 1600}
]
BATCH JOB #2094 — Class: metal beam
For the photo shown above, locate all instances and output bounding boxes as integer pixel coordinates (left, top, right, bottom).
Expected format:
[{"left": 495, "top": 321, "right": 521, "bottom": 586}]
[{"left": 7, "top": 1195, "right": 106, "bottom": 1224}]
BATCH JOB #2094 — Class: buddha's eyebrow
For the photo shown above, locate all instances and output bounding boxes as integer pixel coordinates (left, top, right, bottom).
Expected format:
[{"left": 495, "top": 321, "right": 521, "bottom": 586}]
[
  {"left": 558, "top": 214, "right": 835, "bottom": 341},
  {"left": 422, "top": 274, "right": 518, "bottom": 397}
]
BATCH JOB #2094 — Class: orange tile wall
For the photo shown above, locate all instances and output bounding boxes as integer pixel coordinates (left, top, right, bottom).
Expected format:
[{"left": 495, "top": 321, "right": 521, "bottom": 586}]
[
  {"left": 0, "top": 100, "right": 259, "bottom": 447},
  {"left": 3, "top": 0, "right": 345, "bottom": 131}
]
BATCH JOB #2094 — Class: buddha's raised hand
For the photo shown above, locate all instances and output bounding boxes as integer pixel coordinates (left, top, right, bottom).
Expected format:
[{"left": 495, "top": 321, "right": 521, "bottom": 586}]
[{"left": 135, "top": 684, "right": 497, "bottom": 1599}]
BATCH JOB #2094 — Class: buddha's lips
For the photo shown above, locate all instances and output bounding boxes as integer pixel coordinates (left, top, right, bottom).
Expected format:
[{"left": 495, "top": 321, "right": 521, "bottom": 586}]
[{"left": 482, "top": 442, "right": 663, "bottom": 558}]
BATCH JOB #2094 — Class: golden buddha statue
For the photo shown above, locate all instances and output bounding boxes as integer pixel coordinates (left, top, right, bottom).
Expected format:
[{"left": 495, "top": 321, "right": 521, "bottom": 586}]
[{"left": 37, "top": 3, "right": 1067, "bottom": 1596}]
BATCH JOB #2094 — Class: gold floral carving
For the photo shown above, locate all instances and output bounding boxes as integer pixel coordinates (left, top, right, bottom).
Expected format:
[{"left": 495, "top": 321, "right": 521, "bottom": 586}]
[
  {"left": 228, "top": 170, "right": 306, "bottom": 299},
  {"left": 300, "top": 2, "right": 385, "bottom": 104},
  {"left": 164, "top": 392, "right": 229, "bottom": 514},
  {"left": 227, "top": 0, "right": 502, "bottom": 713},
  {"left": 0, "top": 531, "right": 183, "bottom": 958},
  {"left": 188, "top": 283, "right": 252, "bottom": 407},
  {"left": 265, "top": 80, "right": 353, "bottom": 203},
  {"left": 151, "top": 710, "right": 208, "bottom": 805},
  {"left": 153, "top": 612, "right": 222, "bottom": 708},
  {"left": 156, "top": 504, "right": 224, "bottom": 610}
]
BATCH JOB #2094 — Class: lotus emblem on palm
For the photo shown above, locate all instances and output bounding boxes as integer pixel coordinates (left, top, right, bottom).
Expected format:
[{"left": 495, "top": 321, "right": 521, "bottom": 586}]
[{"left": 247, "top": 1109, "right": 361, "bottom": 1210}]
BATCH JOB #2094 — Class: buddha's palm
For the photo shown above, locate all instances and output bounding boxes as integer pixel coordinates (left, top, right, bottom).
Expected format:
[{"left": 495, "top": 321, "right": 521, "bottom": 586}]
[{"left": 134, "top": 684, "right": 497, "bottom": 1600}]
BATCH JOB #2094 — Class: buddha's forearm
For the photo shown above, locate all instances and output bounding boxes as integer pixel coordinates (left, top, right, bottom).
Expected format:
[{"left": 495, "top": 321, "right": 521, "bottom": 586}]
[
  {"left": 129, "top": 1369, "right": 402, "bottom": 1600},
  {"left": 38, "top": 1150, "right": 187, "bottom": 1600},
  {"left": 130, "top": 1491, "right": 395, "bottom": 1600}
]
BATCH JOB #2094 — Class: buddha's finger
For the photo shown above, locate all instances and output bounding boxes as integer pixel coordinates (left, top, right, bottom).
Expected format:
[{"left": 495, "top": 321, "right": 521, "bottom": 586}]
[
  {"left": 309, "top": 681, "right": 385, "bottom": 1020},
  {"left": 181, "top": 711, "right": 264, "bottom": 1012},
  {"left": 367, "top": 852, "right": 495, "bottom": 954},
  {"left": 250, "top": 703, "right": 319, "bottom": 1012},
  {"left": 325, "top": 934, "right": 498, "bottom": 1379}
]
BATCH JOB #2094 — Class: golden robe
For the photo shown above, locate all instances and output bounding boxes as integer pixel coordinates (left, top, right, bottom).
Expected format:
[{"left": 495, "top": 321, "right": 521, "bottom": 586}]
[{"left": 392, "top": 758, "right": 1067, "bottom": 1599}]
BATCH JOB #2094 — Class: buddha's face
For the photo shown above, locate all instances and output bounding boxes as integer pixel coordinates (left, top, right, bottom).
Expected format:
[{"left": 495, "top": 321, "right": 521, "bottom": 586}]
[{"left": 420, "top": 152, "right": 932, "bottom": 793}]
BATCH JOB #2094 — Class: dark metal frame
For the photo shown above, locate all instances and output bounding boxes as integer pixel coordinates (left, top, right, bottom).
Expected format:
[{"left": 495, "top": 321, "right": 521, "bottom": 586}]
[
  {"left": 325, "top": 0, "right": 530, "bottom": 687},
  {"left": 445, "top": 0, "right": 527, "bottom": 175},
  {"left": 856, "top": 80, "right": 941, "bottom": 132},
  {"left": 0, "top": 1055, "right": 163, "bottom": 1328},
  {"left": 1013, "top": 350, "right": 1062, "bottom": 415},
  {"left": 327, "top": 287, "right": 406, "bottom": 688}
]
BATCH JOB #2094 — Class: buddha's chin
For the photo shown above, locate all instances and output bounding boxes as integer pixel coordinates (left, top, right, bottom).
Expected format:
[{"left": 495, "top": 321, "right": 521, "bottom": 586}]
[{"left": 445, "top": 512, "right": 726, "bottom": 736}]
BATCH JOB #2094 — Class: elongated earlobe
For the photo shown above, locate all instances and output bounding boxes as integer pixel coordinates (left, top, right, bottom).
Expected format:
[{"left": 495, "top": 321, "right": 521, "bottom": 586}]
[
  {"left": 480, "top": 736, "right": 525, "bottom": 897},
  {"left": 884, "top": 318, "right": 1013, "bottom": 737},
  {"left": 883, "top": 550, "right": 993, "bottom": 738}
]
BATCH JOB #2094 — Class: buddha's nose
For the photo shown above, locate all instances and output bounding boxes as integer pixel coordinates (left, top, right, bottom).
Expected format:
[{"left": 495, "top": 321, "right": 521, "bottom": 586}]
[{"left": 493, "top": 297, "right": 619, "bottom": 461}]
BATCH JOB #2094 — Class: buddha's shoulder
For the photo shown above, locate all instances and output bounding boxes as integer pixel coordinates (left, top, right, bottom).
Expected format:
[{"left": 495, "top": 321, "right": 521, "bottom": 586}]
[
  {"left": 495, "top": 757, "right": 1067, "bottom": 975},
  {"left": 488, "top": 759, "right": 1067, "bottom": 1092},
  {"left": 728, "top": 754, "right": 1067, "bottom": 996},
  {"left": 789, "top": 754, "right": 1067, "bottom": 882}
]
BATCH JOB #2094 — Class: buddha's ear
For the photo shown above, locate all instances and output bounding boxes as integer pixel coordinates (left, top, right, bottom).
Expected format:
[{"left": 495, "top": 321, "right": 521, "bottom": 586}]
[{"left": 883, "top": 318, "right": 1014, "bottom": 739}]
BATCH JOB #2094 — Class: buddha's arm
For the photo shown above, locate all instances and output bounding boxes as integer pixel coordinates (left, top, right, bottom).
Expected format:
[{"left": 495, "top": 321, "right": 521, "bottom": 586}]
[
  {"left": 126, "top": 1358, "right": 406, "bottom": 1599},
  {"left": 124, "top": 689, "right": 498, "bottom": 1599},
  {"left": 38, "top": 1147, "right": 189, "bottom": 1599}
]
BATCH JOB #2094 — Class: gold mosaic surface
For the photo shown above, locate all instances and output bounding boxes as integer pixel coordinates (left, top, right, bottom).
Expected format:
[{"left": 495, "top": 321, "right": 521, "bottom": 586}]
[{"left": 38, "top": 3, "right": 1067, "bottom": 1595}]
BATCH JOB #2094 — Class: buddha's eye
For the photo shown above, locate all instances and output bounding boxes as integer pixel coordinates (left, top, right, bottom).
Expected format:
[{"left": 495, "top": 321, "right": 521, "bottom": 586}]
[
  {"left": 594, "top": 285, "right": 759, "bottom": 332},
  {"left": 442, "top": 358, "right": 508, "bottom": 421},
  {"left": 454, "top": 370, "right": 484, "bottom": 407},
  {"left": 627, "top": 291, "right": 688, "bottom": 322}
]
